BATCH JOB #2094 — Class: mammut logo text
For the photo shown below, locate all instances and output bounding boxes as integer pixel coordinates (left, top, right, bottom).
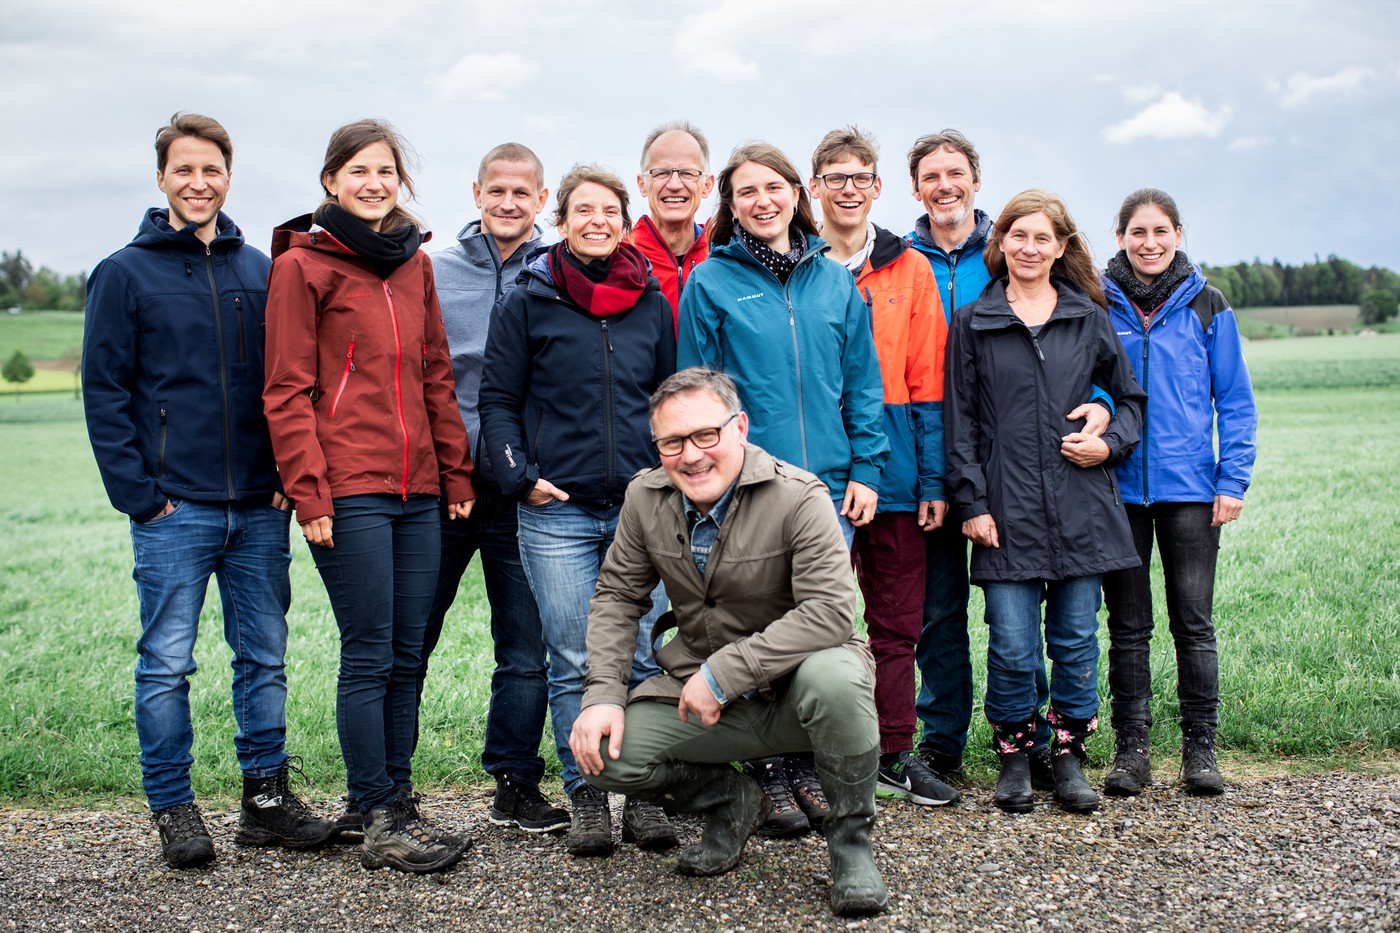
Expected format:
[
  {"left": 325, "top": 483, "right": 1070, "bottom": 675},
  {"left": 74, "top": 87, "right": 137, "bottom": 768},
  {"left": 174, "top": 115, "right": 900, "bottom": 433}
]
[
  {"left": 736, "top": 292, "right": 764, "bottom": 302},
  {"left": 504, "top": 444, "right": 517, "bottom": 468}
]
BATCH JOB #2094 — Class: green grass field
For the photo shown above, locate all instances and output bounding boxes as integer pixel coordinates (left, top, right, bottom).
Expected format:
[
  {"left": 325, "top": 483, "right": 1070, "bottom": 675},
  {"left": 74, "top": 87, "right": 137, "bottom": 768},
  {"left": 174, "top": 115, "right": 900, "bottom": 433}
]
[{"left": 0, "top": 334, "right": 1396, "bottom": 806}]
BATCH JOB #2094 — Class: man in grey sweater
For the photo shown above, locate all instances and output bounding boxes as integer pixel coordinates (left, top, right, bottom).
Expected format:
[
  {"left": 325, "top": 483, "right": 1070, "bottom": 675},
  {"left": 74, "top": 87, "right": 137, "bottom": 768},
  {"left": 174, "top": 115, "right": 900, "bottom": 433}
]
[{"left": 417, "top": 143, "right": 569, "bottom": 832}]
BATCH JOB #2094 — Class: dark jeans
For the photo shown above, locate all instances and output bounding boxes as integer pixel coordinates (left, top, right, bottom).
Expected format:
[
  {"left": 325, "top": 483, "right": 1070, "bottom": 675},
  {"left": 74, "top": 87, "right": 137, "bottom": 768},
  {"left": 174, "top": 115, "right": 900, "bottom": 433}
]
[
  {"left": 420, "top": 485, "right": 549, "bottom": 785},
  {"left": 1103, "top": 502, "right": 1221, "bottom": 728},
  {"left": 915, "top": 517, "right": 1051, "bottom": 758},
  {"left": 309, "top": 494, "right": 439, "bottom": 816}
]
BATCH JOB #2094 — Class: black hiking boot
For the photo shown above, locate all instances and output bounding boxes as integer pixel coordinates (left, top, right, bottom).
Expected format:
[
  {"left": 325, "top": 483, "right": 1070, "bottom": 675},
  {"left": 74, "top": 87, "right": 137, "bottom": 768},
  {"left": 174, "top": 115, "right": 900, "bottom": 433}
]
[
  {"left": 1182, "top": 722, "right": 1225, "bottom": 795},
  {"left": 1104, "top": 722, "right": 1152, "bottom": 797},
  {"left": 235, "top": 761, "right": 338, "bottom": 849},
  {"left": 153, "top": 802, "right": 215, "bottom": 869},
  {"left": 489, "top": 774, "right": 569, "bottom": 833}
]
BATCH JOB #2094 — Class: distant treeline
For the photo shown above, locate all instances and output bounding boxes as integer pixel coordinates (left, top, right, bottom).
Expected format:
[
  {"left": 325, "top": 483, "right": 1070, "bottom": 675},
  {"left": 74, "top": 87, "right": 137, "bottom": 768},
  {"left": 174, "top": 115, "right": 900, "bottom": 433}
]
[
  {"left": 1200, "top": 255, "right": 1399, "bottom": 324},
  {"left": 1, "top": 251, "right": 86, "bottom": 313},
  {"left": 4, "top": 247, "right": 1398, "bottom": 326}
]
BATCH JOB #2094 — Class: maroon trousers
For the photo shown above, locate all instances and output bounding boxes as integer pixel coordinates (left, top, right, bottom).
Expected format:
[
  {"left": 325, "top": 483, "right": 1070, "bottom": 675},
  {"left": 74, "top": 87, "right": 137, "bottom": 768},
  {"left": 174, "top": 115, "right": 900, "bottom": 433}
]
[{"left": 852, "top": 512, "right": 927, "bottom": 755}]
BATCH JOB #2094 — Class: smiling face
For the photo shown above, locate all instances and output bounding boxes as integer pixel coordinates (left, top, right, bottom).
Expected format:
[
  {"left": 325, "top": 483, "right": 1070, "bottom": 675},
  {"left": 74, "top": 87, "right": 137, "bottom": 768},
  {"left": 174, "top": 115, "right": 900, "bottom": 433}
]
[
  {"left": 810, "top": 156, "right": 881, "bottom": 238},
  {"left": 652, "top": 388, "right": 748, "bottom": 514},
  {"left": 475, "top": 159, "right": 548, "bottom": 257},
  {"left": 558, "top": 180, "right": 625, "bottom": 261},
  {"left": 999, "top": 211, "right": 1066, "bottom": 286},
  {"left": 731, "top": 161, "right": 798, "bottom": 252},
  {"left": 639, "top": 130, "right": 714, "bottom": 229},
  {"left": 156, "top": 136, "right": 230, "bottom": 242},
  {"left": 913, "top": 146, "right": 980, "bottom": 233},
  {"left": 1118, "top": 203, "right": 1183, "bottom": 285},
  {"left": 323, "top": 141, "right": 399, "bottom": 232}
]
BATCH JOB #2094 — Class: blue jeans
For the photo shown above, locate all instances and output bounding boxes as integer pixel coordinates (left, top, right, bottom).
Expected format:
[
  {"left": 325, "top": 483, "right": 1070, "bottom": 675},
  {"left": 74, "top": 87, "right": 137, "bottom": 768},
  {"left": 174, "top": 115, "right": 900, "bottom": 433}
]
[
  {"left": 916, "top": 519, "right": 1052, "bottom": 757},
  {"left": 129, "top": 498, "right": 292, "bottom": 811},
  {"left": 982, "top": 576, "right": 1102, "bottom": 724},
  {"left": 421, "top": 485, "right": 549, "bottom": 785},
  {"left": 1103, "top": 503, "right": 1220, "bottom": 727},
  {"left": 517, "top": 499, "right": 665, "bottom": 795},
  {"left": 309, "top": 494, "right": 440, "bottom": 816}
]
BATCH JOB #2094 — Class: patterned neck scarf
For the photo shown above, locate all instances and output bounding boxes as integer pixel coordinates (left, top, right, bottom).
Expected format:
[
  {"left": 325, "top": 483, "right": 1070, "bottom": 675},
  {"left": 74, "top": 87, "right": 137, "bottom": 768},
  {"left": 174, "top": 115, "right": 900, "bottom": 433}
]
[
  {"left": 1106, "top": 249, "right": 1194, "bottom": 319},
  {"left": 736, "top": 224, "right": 807, "bottom": 284}
]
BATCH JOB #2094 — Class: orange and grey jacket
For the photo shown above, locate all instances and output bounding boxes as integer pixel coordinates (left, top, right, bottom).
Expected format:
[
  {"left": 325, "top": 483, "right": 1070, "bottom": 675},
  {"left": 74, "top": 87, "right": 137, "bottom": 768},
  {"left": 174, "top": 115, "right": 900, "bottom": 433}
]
[{"left": 854, "top": 226, "right": 947, "bottom": 510}]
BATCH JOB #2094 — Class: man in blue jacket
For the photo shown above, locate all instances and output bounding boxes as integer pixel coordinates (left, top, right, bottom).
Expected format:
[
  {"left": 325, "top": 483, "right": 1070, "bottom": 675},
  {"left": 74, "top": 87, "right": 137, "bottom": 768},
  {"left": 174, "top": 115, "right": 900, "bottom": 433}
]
[
  {"left": 421, "top": 143, "right": 569, "bottom": 834},
  {"left": 83, "top": 113, "right": 334, "bottom": 869},
  {"left": 905, "top": 130, "right": 1109, "bottom": 789}
]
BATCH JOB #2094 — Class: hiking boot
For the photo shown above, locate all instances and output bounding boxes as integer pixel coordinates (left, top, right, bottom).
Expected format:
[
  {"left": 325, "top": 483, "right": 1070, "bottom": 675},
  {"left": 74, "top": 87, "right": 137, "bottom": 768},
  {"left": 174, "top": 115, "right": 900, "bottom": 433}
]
[
  {"left": 152, "top": 802, "right": 215, "bottom": 869},
  {"left": 1181, "top": 722, "right": 1225, "bottom": 795},
  {"left": 814, "top": 748, "right": 888, "bottom": 917},
  {"left": 1028, "top": 747, "right": 1055, "bottom": 791},
  {"left": 783, "top": 755, "right": 831, "bottom": 827},
  {"left": 332, "top": 795, "right": 364, "bottom": 841},
  {"left": 361, "top": 795, "right": 463, "bottom": 874},
  {"left": 489, "top": 774, "right": 569, "bottom": 833},
  {"left": 1104, "top": 723, "right": 1152, "bottom": 797},
  {"left": 877, "top": 751, "right": 960, "bottom": 806},
  {"left": 235, "top": 761, "right": 337, "bottom": 849},
  {"left": 744, "top": 758, "right": 809, "bottom": 837},
  {"left": 399, "top": 789, "right": 471, "bottom": 851},
  {"left": 565, "top": 784, "right": 614, "bottom": 857},
  {"left": 621, "top": 797, "right": 680, "bottom": 850}
]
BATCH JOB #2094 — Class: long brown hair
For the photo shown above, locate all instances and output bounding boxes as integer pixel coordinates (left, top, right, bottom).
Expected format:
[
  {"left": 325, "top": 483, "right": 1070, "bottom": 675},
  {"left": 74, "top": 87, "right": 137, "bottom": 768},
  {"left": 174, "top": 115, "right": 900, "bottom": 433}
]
[
  {"left": 318, "top": 119, "right": 422, "bottom": 231},
  {"left": 707, "top": 142, "right": 818, "bottom": 248},
  {"left": 984, "top": 189, "right": 1106, "bottom": 308}
]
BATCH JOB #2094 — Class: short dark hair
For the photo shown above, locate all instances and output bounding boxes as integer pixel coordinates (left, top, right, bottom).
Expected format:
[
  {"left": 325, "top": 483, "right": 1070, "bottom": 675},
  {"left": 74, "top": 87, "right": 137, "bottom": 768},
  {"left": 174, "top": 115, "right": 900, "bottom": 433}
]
[
  {"left": 552, "top": 164, "right": 632, "bottom": 232},
  {"left": 478, "top": 142, "right": 546, "bottom": 188},
  {"left": 155, "top": 112, "right": 233, "bottom": 173},
  {"left": 649, "top": 368, "right": 742, "bottom": 422},
  {"left": 318, "top": 119, "right": 422, "bottom": 231},
  {"left": 811, "top": 125, "right": 879, "bottom": 177},
  {"left": 907, "top": 129, "right": 980, "bottom": 184},
  {"left": 1115, "top": 187, "right": 1182, "bottom": 235}
]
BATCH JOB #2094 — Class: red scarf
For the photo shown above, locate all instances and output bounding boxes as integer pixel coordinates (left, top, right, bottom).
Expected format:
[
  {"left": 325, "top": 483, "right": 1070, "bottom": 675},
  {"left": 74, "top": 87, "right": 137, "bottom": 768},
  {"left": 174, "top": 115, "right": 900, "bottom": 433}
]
[{"left": 549, "top": 241, "right": 650, "bottom": 316}]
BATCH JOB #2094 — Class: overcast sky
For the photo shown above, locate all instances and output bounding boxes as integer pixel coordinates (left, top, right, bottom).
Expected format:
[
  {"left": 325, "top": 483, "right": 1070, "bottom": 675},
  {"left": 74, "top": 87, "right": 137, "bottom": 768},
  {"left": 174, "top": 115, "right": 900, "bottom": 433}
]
[{"left": 3, "top": 0, "right": 1397, "bottom": 276}]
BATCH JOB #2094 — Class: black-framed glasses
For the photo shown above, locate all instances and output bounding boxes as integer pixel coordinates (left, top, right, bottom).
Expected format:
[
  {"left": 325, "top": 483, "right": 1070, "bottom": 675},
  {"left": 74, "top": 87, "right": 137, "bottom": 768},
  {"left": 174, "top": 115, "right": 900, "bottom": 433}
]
[
  {"left": 646, "top": 168, "right": 706, "bottom": 183},
  {"left": 654, "top": 413, "right": 738, "bottom": 457},
  {"left": 815, "top": 172, "right": 877, "bottom": 189}
]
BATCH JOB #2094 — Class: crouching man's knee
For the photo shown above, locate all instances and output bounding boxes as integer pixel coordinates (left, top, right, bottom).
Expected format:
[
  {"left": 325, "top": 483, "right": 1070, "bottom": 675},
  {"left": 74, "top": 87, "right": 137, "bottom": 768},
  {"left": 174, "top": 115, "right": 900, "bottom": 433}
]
[{"left": 788, "top": 646, "right": 879, "bottom": 755}]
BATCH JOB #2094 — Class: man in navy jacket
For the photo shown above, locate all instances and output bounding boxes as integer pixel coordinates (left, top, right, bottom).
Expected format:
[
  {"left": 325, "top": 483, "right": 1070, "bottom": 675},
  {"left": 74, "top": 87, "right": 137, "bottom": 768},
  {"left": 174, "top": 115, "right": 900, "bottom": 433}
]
[{"left": 83, "top": 113, "right": 333, "bottom": 869}]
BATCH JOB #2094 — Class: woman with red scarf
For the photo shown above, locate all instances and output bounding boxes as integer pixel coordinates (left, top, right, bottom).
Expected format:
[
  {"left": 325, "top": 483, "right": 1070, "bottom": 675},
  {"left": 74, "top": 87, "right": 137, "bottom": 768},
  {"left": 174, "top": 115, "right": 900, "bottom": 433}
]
[{"left": 478, "top": 164, "right": 677, "bottom": 858}]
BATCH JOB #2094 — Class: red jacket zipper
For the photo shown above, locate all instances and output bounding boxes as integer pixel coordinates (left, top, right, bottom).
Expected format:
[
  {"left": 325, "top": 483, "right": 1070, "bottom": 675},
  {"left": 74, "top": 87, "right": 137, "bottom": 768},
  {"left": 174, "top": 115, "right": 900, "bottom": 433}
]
[
  {"left": 383, "top": 281, "right": 410, "bottom": 499},
  {"left": 330, "top": 340, "right": 355, "bottom": 418}
]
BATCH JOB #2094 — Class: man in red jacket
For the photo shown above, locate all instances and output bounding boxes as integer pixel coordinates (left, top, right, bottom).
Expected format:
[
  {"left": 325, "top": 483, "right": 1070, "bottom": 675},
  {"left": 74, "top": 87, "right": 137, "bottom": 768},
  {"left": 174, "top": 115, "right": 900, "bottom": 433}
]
[{"left": 628, "top": 121, "right": 715, "bottom": 323}]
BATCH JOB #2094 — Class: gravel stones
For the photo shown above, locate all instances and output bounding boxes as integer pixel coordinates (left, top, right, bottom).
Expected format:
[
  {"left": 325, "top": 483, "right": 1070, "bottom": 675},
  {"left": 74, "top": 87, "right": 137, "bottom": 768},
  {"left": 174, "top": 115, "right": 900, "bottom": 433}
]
[{"left": 2, "top": 773, "right": 1397, "bottom": 931}]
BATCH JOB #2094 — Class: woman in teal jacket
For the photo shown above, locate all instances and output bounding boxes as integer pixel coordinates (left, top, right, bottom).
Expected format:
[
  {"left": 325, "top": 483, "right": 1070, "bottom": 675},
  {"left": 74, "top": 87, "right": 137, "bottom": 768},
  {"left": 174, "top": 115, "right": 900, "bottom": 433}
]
[
  {"left": 676, "top": 141, "right": 888, "bottom": 838},
  {"left": 1100, "top": 188, "right": 1257, "bottom": 799}
]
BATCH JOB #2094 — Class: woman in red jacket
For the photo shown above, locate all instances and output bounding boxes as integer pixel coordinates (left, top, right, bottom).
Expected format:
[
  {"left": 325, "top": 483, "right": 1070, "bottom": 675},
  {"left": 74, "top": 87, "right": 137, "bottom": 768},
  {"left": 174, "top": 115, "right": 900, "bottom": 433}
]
[{"left": 264, "top": 120, "right": 474, "bottom": 874}]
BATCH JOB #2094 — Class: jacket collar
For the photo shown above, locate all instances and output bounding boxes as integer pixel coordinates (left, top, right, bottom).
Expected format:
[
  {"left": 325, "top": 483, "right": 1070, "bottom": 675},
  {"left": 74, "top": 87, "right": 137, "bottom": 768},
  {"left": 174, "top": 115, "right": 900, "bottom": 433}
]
[
  {"left": 134, "top": 208, "right": 245, "bottom": 252},
  {"left": 969, "top": 276, "right": 1101, "bottom": 331},
  {"left": 910, "top": 208, "right": 992, "bottom": 258},
  {"left": 456, "top": 220, "right": 544, "bottom": 269},
  {"left": 863, "top": 224, "right": 909, "bottom": 275}
]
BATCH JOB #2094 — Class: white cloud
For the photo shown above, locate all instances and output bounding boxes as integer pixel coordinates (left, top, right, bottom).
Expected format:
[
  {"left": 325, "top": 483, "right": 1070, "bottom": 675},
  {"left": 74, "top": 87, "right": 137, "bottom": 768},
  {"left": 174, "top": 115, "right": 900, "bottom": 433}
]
[
  {"left": 427, "top": 53, "right": 541, "bottom": 102},
  {"left": 1122, "top": 83, "right": 1162, "bottom": 104},
  {"left": 1227, "top": 136, "right": 1272, "bottom": 152},
  {"left": 1277, "top": 66, "right": 1375, "bottom": 108},
  {"left": 1103, "top": 92, "right": 1232, "bottom": 144}
]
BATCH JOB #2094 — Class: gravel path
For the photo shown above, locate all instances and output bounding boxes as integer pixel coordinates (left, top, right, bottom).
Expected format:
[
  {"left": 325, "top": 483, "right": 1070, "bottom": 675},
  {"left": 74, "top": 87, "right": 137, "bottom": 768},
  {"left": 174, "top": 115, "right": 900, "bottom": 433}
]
[{"left": 2, "top": 772, "right": 1397, "bottom": 932}]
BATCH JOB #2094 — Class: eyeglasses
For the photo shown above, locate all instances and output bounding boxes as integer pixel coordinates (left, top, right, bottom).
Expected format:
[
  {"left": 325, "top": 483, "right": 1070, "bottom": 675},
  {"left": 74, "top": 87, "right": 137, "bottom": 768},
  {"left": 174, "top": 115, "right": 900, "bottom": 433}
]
[
  {"left": 646, "top": 168, "right": 706, "bottom": 183},
  {"left": 654, "top": 412, "right": 738, "bottom": 457},
  {"left": 814, "top": 172, "right": 877, "bottom": 190}
]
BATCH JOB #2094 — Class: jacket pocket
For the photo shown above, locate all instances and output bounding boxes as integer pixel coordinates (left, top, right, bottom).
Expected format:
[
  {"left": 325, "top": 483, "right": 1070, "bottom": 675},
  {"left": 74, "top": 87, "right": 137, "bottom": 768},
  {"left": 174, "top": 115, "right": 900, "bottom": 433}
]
[
  {"left": 157, "top": 405, "right": 169, "bottom": 478},
  {"left": 329, "top": 338, "right": 357, "bottom": 419}
]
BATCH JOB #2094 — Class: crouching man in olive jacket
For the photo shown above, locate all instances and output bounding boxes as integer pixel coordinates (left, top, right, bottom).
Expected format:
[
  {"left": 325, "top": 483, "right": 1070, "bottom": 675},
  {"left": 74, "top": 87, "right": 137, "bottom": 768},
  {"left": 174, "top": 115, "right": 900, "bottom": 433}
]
[{"left": 569, "top": 368, "right": 886, "bottom": 917}]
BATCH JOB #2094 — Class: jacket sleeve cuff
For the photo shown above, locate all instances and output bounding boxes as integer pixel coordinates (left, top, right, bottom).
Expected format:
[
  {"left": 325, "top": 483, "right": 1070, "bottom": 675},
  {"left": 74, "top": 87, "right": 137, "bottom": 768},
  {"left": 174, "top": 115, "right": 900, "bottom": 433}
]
[
  {"left": 582, "top": 685, "right": 630, "bottom": 709},
  {"left": 1215, "top": 479, "right": 1248, "bottom": 499},
  {"left": 848, "top": 462, "right": 882, "bottom": 492},
  {"left": 1089, "top": 385, "right": 1115, "bottom": 414},
  {"left": 701, "top": 662, "right": 729, "bottom": 705}
]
